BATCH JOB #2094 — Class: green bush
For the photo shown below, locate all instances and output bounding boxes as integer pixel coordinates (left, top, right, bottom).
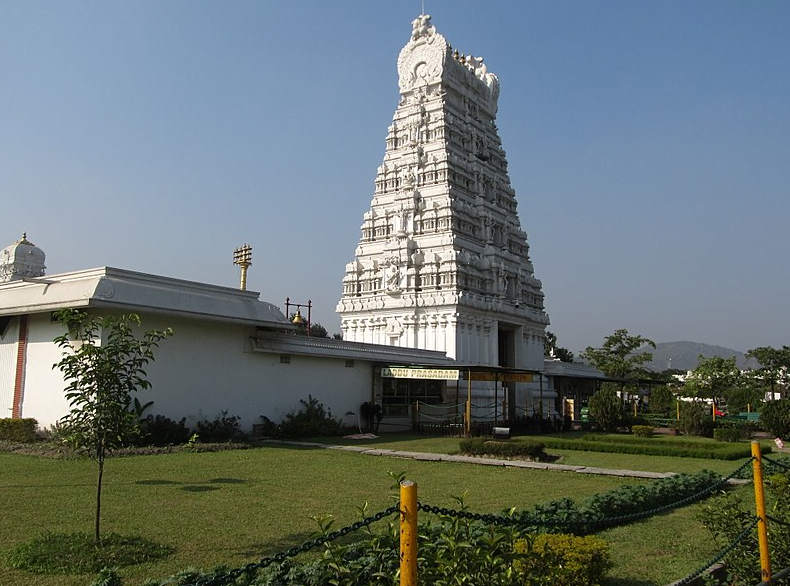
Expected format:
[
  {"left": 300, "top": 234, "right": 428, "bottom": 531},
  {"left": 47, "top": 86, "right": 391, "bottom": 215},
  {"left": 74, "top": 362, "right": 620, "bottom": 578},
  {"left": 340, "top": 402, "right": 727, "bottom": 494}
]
[
  {"left": 588, "top": 387, "right": 624, "bottom": 432},
  {"left": 712, "top": 427, "right": 745, "bottom": 443},
  {"left": 761, "top": 400, "right": 790, "bottom": 438},
  {"left": 538, "top": 434, "right": 762, "bottom": 460},
  {"left": 516, "top": 470, "right": 723, "bottom": 534},
  {"left": 196, "top": 410, "right": 243, "bottom": 442},
  {"left": 631, "top": 425, "right": 654, "bottom": 438},
  {"left": 515, "top": 533, "right": 611, "bottom": 586},
  {"left": 134, "top": 414, "right": 191, "bottom": 446},
  {"left": 149, "top": 504, "right": 611, "bottom": 586},
  {"left": 262, "top": 395, "right": 347, "bottom": 438},
  {"left": 679, "top": 401, "right": 713, "bottom": 437},
  {"left": 0, "top": 418, "right": 39, "bottom": 442},
  {"left": 459, "top": 437, "right": 547, "bottom": 460},
  {"left": 699, "top": 471, "right": 790, "bottom": 585}
]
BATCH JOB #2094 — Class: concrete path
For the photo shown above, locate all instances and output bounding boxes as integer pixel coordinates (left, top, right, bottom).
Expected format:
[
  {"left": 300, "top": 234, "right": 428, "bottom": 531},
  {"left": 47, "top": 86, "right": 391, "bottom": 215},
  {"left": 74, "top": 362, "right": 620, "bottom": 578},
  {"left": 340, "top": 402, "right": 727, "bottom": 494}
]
[{"left": 261, "top": 439, "right": 677, "bottom": 479}]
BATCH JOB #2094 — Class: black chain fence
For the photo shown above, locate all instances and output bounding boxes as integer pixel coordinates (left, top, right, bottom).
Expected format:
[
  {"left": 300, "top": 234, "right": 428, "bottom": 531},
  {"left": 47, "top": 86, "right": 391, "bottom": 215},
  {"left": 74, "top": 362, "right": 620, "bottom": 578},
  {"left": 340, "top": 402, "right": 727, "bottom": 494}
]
[
  {"left": 183, "top": 505, "right": 400, "bottom": 586},
  {"left": 178, "top": 458, "right": 780, "bottom": 586}
]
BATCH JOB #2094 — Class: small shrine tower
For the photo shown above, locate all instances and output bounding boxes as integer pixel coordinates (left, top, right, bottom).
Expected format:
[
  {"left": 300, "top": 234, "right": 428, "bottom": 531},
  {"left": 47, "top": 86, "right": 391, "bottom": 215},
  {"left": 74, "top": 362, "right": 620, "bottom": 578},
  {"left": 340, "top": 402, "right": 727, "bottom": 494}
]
[
  {"left": 337, "top": 15, "right": 551, "bottom": 413},
  {"left": 0, "top": 233, "right": 46, "bottom": 283}
]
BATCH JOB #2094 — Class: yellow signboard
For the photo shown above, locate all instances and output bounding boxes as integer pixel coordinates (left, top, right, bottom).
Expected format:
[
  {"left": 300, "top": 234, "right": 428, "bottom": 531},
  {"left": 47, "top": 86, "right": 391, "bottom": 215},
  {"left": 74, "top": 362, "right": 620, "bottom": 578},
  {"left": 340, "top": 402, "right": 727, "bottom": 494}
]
[
  {"left": 382, "top": 367, "right": 460, "bottom": 380},
  {"left": 464, "top": 372, "right": 534, "bottom": 383}
]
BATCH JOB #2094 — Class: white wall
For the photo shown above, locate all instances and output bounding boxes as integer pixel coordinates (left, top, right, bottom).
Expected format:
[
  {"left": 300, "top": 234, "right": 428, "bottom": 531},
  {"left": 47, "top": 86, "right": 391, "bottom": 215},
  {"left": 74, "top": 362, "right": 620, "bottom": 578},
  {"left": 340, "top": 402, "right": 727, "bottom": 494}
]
[
  {"left": 113, "top": 314, "right": 374, "bottom": 432},
  {"left": 14, "top": 311, "right": 375, "bottom": 433},
  {"left": 0, "top": 317, "right": 20, "bottom": 417},
  {"left": 20, "top": 314, "right": 70, "bottom": 427}
]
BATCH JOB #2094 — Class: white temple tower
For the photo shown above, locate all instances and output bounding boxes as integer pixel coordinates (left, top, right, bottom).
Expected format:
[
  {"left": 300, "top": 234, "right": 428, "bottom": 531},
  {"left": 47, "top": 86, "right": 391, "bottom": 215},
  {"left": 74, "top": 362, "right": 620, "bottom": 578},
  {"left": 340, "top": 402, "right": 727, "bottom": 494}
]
[
  {"left": 0, "top": 233, "right": 46, "bottom": 283},
  {"left": 337, "top": 15, "right": 551, "bottom": 415}
]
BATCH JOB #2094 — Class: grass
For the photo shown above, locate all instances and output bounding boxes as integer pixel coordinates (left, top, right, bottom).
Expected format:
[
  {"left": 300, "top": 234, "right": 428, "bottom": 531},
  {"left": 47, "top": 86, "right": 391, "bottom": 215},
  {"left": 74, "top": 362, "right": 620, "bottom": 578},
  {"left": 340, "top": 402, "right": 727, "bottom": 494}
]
[{"left": 0, "top": 435, "right": 762, "bottom": 586}]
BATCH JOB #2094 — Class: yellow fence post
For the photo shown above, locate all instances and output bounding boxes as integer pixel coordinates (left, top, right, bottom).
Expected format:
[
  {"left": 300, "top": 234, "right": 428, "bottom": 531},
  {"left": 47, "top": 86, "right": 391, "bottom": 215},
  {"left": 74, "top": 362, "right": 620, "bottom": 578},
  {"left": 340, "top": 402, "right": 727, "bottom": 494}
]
[
  {"left": 752, "top": 441, "right": 771, "bottom": 583},
  {"left": 400, "top": 480, "right": 418, "bottom": 586}
]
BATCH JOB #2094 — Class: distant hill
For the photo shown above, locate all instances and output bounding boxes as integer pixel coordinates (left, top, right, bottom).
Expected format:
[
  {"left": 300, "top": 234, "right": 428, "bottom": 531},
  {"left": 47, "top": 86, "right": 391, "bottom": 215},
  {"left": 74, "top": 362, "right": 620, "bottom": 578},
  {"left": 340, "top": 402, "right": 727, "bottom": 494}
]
[{"left": 641, "top": 341, "right": 759, "bottom": 372}]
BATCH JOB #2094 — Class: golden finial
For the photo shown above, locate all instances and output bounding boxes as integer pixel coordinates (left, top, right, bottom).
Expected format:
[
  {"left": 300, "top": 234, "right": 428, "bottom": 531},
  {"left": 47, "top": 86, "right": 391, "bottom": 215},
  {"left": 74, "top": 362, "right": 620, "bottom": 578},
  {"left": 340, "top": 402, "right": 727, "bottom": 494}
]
[{"left": 233, "top": 244, "right": 253, "bottom": 290}]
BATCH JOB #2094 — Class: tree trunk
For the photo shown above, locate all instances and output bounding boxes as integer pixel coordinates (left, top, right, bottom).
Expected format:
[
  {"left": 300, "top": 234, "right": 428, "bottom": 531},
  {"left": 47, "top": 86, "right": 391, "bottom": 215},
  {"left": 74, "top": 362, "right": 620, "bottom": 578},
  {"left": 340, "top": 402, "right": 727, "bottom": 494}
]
[{"left": 95, "top": 455, "right": 104, "bottom": 544}]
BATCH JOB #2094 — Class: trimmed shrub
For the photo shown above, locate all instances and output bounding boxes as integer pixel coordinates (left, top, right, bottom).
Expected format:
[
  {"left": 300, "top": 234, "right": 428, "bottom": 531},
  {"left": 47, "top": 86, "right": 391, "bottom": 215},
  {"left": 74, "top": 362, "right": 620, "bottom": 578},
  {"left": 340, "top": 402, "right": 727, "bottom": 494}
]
[
  {"left": 459, "top": 437, "right": 547, "bottom": 460},
  {"left": 0, "top": 418, "right": 38, "bottom": 442},
  {"left": 516, "top": 469, "right": 723, "bottom": 534},
  {"left": 538, "top": 434, "right": 763, "bottom": 460},
  {"left": 515, "top": 533, "right": 611, "bottom": 586},
  {"left": 713, "top": 427, "right": 745, "bottom": 443},
  {"left": 631, "top": 425, "right": 654, "bottom": 438}
]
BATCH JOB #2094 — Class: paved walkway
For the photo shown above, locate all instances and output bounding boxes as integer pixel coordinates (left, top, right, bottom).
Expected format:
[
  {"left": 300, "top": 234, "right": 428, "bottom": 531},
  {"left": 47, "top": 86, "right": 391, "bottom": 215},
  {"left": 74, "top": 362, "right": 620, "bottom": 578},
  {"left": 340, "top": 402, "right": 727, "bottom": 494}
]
[{"left": 262, "top": 439, "right": 677, "bottom": 479}]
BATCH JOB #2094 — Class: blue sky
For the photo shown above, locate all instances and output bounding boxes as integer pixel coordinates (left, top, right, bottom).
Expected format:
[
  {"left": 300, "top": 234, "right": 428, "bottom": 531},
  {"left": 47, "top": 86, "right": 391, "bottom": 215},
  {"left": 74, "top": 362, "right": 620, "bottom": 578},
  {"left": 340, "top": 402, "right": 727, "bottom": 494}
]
[{"left": 1, "top": 1, "right": 788, "bottom": 353}]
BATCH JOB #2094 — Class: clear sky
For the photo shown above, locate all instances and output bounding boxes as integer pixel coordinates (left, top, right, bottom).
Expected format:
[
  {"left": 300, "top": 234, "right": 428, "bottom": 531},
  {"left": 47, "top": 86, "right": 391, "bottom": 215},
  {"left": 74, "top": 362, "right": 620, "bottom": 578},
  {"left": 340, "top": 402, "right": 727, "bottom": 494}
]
[{"left": 1, "top": 1, "right": 788, "bottom": 354}]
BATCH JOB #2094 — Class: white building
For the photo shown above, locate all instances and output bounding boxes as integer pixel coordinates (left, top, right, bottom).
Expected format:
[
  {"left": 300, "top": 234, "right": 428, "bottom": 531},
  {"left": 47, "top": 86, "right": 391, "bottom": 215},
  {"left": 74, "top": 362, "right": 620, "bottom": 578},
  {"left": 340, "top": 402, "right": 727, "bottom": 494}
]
[
  {"left": 337, "top": 15, "right": 553, "bottom": 420},
  {"left": 0, "top": 236, "right": 455, "bottom": 432}
]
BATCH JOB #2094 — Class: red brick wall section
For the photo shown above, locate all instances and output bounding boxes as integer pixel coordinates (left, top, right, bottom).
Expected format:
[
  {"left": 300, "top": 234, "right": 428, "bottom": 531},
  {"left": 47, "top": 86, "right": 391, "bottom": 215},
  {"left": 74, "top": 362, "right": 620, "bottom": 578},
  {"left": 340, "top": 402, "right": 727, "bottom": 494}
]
[{"left": 12, "top": 315, "right": 28, "bottom": 418}]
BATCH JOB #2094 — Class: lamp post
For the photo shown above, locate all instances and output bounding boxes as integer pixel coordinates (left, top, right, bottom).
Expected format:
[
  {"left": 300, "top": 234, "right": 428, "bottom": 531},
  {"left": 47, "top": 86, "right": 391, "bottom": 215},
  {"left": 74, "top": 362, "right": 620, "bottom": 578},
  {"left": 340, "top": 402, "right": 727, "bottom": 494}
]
[
  {"left": 233, "top": 244, "right": 252, "bottom": 291},
  {"left": 285, "top": 298, "right": 312, "bottom": 336}
]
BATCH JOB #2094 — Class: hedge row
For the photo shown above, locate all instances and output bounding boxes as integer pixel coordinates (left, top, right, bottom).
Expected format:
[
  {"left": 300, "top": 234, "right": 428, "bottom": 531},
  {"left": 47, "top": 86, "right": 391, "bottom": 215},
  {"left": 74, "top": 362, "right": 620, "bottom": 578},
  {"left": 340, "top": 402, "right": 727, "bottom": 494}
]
[
  {"left": 0, "top": 418, "right": 38, "bottom": 442},
  {"left": 539, "top": 436, "right": 764, "bottom": 460},
  {"left": 516, "top": 469, "right": 723, "bottom": 534},
  {"left": 458, "top": 437, "right": 546, "bottom": 460}
]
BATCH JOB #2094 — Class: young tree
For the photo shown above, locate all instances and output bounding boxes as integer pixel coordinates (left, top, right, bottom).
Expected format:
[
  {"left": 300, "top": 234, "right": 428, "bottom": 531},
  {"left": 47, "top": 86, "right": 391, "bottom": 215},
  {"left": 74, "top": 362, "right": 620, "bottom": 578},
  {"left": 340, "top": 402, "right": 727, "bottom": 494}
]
[
  {"left": 53, "top": 309, "right": 172, "bottom": 543},
  {"left": 682, "top": 355, "right": 740, "bottom": 413},
  {"left": 581, "top": 329, "right": 655, "bottom": 380},
  {"left": 746, "top": 345, "right": 790, "bottom": 398}
]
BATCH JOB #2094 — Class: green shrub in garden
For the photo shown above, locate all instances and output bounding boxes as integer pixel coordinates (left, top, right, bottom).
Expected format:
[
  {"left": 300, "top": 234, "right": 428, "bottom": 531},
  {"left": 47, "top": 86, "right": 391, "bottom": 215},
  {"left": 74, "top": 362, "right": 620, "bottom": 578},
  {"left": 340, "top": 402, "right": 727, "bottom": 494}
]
[
  {"left": 515, "top": 533, "right": 611, "bottom": 586},
  {"left": 0, "top": 418, "right": 38, "bottom": 442},
  {"left": 458, "top": 437, "right": 547, "bottom": 460},
  {"left": 712, "top": 427, "right": 744, "bottom": 443},
  {"left": 539, "top": 435, "right": 759, "bottom": 460},
  {"left": 152, "top": 501, "right": 612, "bottom": 586},
  {"left": 631, "top": 425, "right": 654, "bottom": 438}
]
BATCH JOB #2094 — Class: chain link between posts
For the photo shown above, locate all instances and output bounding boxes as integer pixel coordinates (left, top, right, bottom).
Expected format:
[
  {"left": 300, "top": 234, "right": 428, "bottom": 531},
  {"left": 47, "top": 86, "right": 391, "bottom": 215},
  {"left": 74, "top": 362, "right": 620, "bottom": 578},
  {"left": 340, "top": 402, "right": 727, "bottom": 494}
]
[
  {"left": 419, "top": 458, "right": 755, "bottom": 532},
  {"left": 183, "top": 505, "right": 400, "bottom": 586},
  {"left": 180, "top": 458, "right": 760, "bottom": 586}
]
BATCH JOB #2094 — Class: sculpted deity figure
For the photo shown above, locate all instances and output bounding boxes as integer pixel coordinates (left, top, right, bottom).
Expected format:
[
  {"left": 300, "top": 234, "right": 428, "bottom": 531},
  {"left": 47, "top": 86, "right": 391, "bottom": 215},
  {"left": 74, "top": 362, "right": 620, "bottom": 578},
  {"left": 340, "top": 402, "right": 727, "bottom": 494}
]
[
  {"left": 386, "top": 263, "right": 401, "bottom": 292},
  {"left": 411, "top": 14, "right": 435, "bottom": 41}
]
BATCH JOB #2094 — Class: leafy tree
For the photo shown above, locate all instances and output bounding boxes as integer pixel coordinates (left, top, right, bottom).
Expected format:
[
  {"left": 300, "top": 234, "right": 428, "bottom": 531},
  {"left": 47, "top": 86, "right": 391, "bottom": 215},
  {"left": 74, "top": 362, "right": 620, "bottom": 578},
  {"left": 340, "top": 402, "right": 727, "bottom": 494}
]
[
  {"left": 761, "top": 400, "right": 790, "bottom": 438},
  {"left": 587, "top": 387, "right": 623, "bottom": 432},
  {"left": 581, "top": 329, "right": 655, "bottom": 380},
  {"left": 544, "top": 331, "right": 574, "bottom": 363},
  {"left": 682, "top": 355, "right": 740, "bottom": 413},
  {"left": 53, "top": 309, "right": 172, "bottom": 543},
  {"left": 726, "top": 370, "right": 764, "bottom": 413},
  {"left": 746, "top": 345, "right": 790, "bottom": 398}
]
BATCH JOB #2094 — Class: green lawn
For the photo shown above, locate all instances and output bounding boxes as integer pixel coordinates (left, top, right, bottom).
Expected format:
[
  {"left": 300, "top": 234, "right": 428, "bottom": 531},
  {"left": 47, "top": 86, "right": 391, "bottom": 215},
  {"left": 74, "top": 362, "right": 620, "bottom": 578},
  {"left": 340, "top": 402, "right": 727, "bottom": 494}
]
[{"left": 0, "top": 437, "right": 758, "bottom": 586}]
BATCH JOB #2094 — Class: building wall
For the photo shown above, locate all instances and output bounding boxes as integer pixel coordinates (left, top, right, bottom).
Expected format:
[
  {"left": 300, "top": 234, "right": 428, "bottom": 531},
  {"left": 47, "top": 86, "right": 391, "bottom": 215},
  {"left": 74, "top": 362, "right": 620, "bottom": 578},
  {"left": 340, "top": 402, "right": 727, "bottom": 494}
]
[
  {"left": 16, "top": 311, "right": 374, "bottom": 432},
  {"left": 22, "top": 313, "right": 71, "bottom": 426},
  {"left": 0, "top": 316, "right": 20, "bottom": 416},
  {"left": 140, "top": 314, "right": 373, "bottom": 431}
]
